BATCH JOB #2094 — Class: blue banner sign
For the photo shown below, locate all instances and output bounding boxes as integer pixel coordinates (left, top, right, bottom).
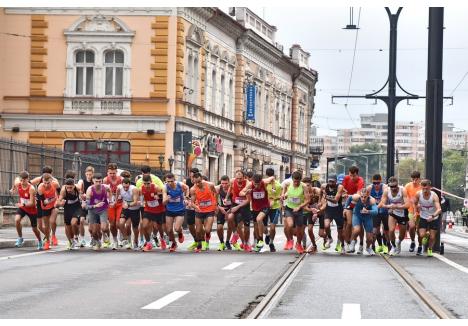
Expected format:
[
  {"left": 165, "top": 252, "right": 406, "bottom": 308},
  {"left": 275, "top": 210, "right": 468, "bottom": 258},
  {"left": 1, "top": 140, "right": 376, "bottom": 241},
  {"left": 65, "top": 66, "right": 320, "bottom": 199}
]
[{"left": 246, "top": 83, "right": 256, "bottom": 123}]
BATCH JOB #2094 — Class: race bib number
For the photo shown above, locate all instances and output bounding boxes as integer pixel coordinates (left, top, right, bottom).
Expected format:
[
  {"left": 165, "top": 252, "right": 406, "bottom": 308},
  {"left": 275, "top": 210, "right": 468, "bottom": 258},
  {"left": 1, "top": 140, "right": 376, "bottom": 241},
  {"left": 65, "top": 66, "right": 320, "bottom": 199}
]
[
  {"left": 67, "top": 198, "right": 79, "bottom": 205},
  {"left": 20, "top": 198, "right": 30, "bottom": 205},
  {"left": 234, "top": 197, "right": 245, "bottom": 204},
  {"left": 327, "top": 200, "right": 338, "bottom": 207},
  {"left": 252, "top": 191, "right": 265, "bottom": 200},
  {"left": 147, "top": 200, "right": 159, "bottom": 208},
  {"left": 199, "top": 200, "right": 212, "bottom": 207},
  {"left": 289, "top": 197, "right": 301, "bottom": 204},
  {"left": 169, "top": 196, "right": 181, "bottom": 203}
]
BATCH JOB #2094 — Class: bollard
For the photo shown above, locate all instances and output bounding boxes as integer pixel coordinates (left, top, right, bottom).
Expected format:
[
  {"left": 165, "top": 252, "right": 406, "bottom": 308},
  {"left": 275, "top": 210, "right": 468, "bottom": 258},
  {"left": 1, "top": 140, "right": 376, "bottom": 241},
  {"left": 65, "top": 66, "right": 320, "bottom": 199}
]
[{"left": 440, "top": 242, "right": 444, "bottom": 255}]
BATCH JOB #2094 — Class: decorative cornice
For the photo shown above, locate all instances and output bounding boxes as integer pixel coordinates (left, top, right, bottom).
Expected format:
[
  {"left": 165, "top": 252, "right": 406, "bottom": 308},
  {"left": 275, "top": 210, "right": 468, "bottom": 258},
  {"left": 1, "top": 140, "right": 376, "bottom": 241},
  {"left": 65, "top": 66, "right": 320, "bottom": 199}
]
[{"left": 5, "top": 7, "right": 176, "bottom": 16}]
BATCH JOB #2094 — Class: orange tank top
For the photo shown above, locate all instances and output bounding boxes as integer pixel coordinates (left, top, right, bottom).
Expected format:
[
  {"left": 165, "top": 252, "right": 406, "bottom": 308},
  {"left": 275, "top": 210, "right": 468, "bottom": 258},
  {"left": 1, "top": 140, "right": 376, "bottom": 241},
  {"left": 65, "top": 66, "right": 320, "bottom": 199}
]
[
  {"left": 39, "top": 183, "right": 58, "bottom": 210},
  {"left": 195, "top": 182, "right": 216, "bottom": 213}
]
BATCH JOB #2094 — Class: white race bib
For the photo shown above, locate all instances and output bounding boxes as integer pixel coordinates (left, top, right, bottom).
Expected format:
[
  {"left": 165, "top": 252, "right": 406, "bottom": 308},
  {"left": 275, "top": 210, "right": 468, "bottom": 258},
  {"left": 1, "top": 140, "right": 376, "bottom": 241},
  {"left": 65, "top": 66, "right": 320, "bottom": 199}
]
[
  {"left": 147, "top": 200, "right": 159, "bottom": 208},
  {"left": 252, "top": 191, "right": 265, "bottom": 200},
  {"left": 199, "top": 200, "right": 212, "bottom": 208}
]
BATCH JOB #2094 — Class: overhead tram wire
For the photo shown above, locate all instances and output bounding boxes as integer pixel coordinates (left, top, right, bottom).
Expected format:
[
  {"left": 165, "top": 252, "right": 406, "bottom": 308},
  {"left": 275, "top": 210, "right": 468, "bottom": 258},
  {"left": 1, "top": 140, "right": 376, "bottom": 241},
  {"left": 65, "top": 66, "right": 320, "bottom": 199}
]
[
  {"left": 448, "top": 70, "right": 468, "bottom": 97},
  {"left": 343, "top": 7, "right": 362, "bottom": 128}
]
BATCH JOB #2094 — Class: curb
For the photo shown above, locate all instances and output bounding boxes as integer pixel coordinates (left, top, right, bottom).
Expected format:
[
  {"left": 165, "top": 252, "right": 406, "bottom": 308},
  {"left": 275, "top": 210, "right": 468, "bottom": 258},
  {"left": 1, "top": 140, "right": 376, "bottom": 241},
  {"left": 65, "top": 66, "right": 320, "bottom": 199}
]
[{"left": 0, "top": 239, "right": 37, "bottom": 249}]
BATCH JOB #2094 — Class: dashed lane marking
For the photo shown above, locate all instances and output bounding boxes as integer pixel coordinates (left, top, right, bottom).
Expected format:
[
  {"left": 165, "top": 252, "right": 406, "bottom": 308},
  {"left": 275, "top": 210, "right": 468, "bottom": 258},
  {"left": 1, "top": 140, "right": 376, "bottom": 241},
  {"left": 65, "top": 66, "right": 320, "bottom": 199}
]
[
  {"left": 141, "top": 291, "right": 190, "bottom": 310},
  {"left": 341, "top": 303, "right": 361, "bottom": 319},
  {"left": 222, "top": 262, "right": 244, "bottom": 270}
]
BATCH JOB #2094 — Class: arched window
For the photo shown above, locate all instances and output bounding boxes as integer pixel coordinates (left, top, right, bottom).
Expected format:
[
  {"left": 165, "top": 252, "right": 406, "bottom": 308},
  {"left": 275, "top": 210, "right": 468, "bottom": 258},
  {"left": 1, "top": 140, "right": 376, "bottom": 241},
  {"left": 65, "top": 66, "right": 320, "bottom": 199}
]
[
  {"left": 75, "top": 50, "right": 94, "bottom": 95},
  {"left": 104, "top": 50, "right": 124, "bottom": 95}
]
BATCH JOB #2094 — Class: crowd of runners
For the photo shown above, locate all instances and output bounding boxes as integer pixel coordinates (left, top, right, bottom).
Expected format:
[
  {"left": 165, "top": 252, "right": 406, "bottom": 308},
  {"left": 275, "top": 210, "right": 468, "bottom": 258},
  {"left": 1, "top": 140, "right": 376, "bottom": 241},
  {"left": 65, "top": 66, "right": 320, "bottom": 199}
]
[{"left": 9, "top": 162, "right": 442, "bottom": 257}]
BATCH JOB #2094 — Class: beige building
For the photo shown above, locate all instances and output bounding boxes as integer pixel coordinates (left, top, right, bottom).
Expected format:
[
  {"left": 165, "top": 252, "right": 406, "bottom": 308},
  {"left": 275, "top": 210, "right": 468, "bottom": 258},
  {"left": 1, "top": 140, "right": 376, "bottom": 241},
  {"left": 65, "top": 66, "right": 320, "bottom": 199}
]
[{"left": 0, "top": 7, "right": 317, "bottom": 181}]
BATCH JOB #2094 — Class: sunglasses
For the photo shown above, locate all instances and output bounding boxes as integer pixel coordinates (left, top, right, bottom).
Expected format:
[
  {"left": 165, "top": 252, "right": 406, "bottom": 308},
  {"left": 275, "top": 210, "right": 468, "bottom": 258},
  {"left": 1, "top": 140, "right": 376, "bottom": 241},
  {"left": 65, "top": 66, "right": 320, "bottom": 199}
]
[
  {"left": 143, "top": 182, "right": 151, "bottom": 185},
  {"left": 389, "top": 185, "right": 398, "bottom": 189},
  {"left": 372, "top": 181, "right": 381, "bottom": 185}
]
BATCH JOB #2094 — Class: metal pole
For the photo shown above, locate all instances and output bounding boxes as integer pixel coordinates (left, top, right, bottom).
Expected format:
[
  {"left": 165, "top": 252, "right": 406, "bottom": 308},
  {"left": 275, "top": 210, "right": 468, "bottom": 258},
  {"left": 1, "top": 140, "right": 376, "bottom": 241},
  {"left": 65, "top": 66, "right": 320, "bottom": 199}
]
[{"left": 425, "top": 7, "right": 444, "bottom": 252}]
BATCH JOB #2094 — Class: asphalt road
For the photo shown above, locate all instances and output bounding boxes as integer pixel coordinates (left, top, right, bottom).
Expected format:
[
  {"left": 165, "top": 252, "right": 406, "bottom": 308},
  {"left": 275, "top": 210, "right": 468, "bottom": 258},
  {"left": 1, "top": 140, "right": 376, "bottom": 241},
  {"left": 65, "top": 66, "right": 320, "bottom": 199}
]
[{"left": 1, "top": 227, "right": 468, "bottom": 319}]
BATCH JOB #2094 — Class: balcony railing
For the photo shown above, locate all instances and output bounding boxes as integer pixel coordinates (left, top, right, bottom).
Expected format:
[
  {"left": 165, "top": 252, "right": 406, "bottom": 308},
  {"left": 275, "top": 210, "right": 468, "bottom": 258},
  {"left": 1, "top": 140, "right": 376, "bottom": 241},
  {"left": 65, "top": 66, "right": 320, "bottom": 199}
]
[{"left": 65, "top": 98, "right": 131, "bottom": 115}]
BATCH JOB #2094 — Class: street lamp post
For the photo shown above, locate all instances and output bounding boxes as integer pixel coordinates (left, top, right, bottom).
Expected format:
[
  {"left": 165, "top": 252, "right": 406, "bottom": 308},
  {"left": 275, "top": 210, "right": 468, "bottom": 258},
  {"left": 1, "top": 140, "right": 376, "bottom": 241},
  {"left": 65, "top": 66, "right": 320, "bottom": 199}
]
[
  {"left": 158, "top": 154, "right": 165, "bottom": 175},
  {"left": 96, "top": 139, "right": 114, "bottom": 166},
  {"left": 168, "top": 156, "right": 175, "bottom": 173}
]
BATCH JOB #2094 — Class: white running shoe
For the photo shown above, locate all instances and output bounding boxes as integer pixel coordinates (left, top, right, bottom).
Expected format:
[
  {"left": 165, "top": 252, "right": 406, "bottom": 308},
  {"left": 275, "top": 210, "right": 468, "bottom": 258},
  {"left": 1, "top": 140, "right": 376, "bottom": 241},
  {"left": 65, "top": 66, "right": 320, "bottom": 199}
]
[
  {"left": 395, "top": 239, "right": 401, "bottom": 254},
  {"left": 389, "top": 247, "right": 397, "bottom": 256},
  {"left": 366, "top": 247, "right": 376, "bottom": 256},
  {"left": 348, "top": 240, "right": 356, "bottom": 253},
  {"left": 111, "top": 242, "right": 117, "bottom": 250},
  {"left": 324, "top": 239, "right": 331, "bottom": 249},
  {"left": 356, "top": 245, "right": 364, "bottom": 255}
]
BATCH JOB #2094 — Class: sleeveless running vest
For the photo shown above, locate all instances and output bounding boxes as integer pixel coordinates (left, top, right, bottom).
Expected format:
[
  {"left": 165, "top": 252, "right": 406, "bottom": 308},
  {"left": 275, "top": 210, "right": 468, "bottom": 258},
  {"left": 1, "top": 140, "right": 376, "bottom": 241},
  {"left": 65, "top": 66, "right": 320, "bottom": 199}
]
[
  {"left": 251, "top": 181, "right": 270, "bottom": 211},
  {"left": 418, "top": 191, "right": 437, "bottom": 220},
  {"left": 18, "top": 183, "right": 37, "bottom": 215},
  {"left": 387, "top": 186, "right": 405, "bottom": 217},
  {"left": 325, "top": 185, "right": 341, "bottom": 208},
  {"left": 64, "top": 186, "right": 80, "bottom": 207},
  {"left": 286, "top": 183, "right": 304, "bottom": 209},
  {"left": 194, "top": 182, "right": 216, "bottom": 213},
  {"left": 218, "top": 187, "right": 232, "bottom": 208},
  {"left": 232, "top": 180, "right": 247, "bottom": 205},
  {"left": 89, "top": 185, "right": 109, "bottom": 213},
  {"left": 166, "top": 182, "right": 185, "bottom": 212},
  {"left": 142, "top": 183, "right": 165, "bottom": 214},
  {"left": 119, "top": 185, "right": 140, "bottom": 210}
]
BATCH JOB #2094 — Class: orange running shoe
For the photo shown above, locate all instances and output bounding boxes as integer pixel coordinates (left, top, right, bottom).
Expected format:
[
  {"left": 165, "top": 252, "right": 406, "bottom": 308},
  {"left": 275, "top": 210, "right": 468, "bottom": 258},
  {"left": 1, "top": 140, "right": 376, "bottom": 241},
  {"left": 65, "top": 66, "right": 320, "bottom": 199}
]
[
  {"left": 287, "top": 240, "right": 294, "bottom": 250},
  {"left": 160, "top": 239, "right": 167, "bottom": 250},
  {"left": 52, "top": 235, "right": 58, "bottom": 246},
  {"left": 244, "top": 244, "right": 252, "bottom": 252},
  {"left": 283, "top": 241, "right": 289, "bottom": 250},
  {"left": 295, "top": 243, "right": 304, "bottom": 254},
  {"left": 178, "top": 233, "right": 184, "bottom": 243},
  {"left": 43, "top": 241, "right": 50, "bottom": 250}
]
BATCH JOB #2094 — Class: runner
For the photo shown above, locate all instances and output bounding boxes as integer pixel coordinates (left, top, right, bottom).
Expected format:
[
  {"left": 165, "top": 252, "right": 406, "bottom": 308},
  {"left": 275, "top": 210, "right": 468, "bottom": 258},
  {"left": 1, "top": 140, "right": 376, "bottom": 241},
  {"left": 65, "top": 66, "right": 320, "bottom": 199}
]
[
  {"left": 37, "top": 173, "right": 60, "bottom": 250},
  {"left": 265, "top": 168, "right": 282, "bottom": 252},
  {"left": 30, "top": 166, "right": 60, "bottom": 246},
  {"left": 226, "top": 170, "right": 252, "bottom": 252},
  {"left": 367, "top": 174, "right": 390, "bottom": 254},
  {"left": 117, "top": 178, "right": 141, "bottom": 250},
  {"left": 413, "top": 179, "right": 442, "bottom": 257},
  {"left": 163, "top": 173, "right": 189, "bottom": 252},
  {"left": 404, "top": 171, "right": 422, "bottom": 253},
  {"left": 347, "top": 188, "right": 378, "bottom": 256},
  {"left": 321, "top": 174, "right": 345, "bottom": 253},
  {"left": 86, "top": 173, "right": 113, "bottom": 250},
  {"left": 281, "top": 171, "right": 310, "bottom": 254},
  {"left": 184, "top": 168, "right": 199, "bottom": 251},
  {"left": 379, "top": 176, "right": 410, "bottom": 256},
  {"left": 239, "top": 174, "right": 275, "bottom": 252},
  {"left": 56, "top": 178, "right": 82, "bottom": 250},
  {"left": 302, "top": 177, "right": 321, "bottom": 253},
  {"left": 12, "top": 171, "right": 42, "bottom": 250},
  {"left": 189, "top": 172, "right": 217, "bottom": 252},
  {"left": 103, "top": 163, "right": 123, "bottom": 250},
  {"left": 215, "top": 175, "right": 233, "bottom": 251},
  {"left": 119, "top": 170, "right": 135, "bottom": 245},
  {"left": 77, "top": 166, "right": 94, "bottom": 247},
  {"left": 342, "top": 166, "right": 365, "bottom": 253},
  {"left": 140, "top": 175, "right": 165, "bottom": 252}
]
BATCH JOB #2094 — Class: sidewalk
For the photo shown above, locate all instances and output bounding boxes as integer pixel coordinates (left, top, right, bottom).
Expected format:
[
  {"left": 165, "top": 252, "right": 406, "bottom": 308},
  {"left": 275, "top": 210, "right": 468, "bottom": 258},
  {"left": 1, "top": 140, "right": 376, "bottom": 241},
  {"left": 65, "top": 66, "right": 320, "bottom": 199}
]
[{"left": 0, "top": 226, "right": 68, "bottom": 249}]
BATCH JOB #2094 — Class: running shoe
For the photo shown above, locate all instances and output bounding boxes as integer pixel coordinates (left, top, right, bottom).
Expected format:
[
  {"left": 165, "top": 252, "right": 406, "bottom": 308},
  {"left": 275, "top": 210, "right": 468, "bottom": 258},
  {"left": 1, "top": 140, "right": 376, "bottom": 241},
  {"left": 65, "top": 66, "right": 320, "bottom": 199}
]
[
  {"left": 160, "top": 239, "right": 167, "bottom": 250},
  {"left": 417, "top": 246, "right": 422, "bottom": 256},
  {"left": 15, "top": 237, "right": 24, "bottom": 248},
  {"left": 341, "top": 246, "right": 346, "bottom": 255},
  {"left": 66, "top": 240, "right": 72, "bottom": 250},
  {"left": 308, "top": 245, "right": 317, "bottom": 253},
  {"left": 52, "top": 235, "right": 58, "bottom": 246},
  {"left": 143, "top": 242, "right": 153, "bottom": 252},
  {"left": 376, "top": 245, "right": 383, "bottom": 253},
  {"left": 321, "top": 242, "right": 327, "bottom": 251},
  {"left": 256, "top": 240, "right": 265, "bottom": 249},
  {"left": 111, "top": 242, "right": 117, "bottom": 250},
  {"left": 80, "top": 238, "right": 86, "bottom": 248},
  {"left": 287, "top": 240, "right": 294, "bottom": 250},
  {"left": 169, "top": 242, "right": 177, "bottom": 252},
  {"left": 295, "top": 243, "right": 305, "bottom": 254},
  {"left": 324, "top": 239, "right": 331, "bottom": 249},
  {"left": 164, "top": 235, "right": 170, "bottom": 244},
  {"left": 409, "top": 241, "right": 416, "bottom": 252},
  {"left": 335, "top": 241, "right": 342, "bottom": 253},
  {"left": 232, "top": 242, "right": 241, "bottom": 251},
  {"left": 389, "top": 247, "right": 397, "bottom": 256},
  {"left": 43, "top": 240, "right": 50, "bottom": 250},
  {"left": 178, "top": 233, "right": 185, "bottom": 243},
  {"left": 93, "top": 243, "right": 100, "bottom": 251},
  {"left": 72, "top": 239, "right": 80, "bottom": 250},
  {"left": 395, "top": 239, "right": 401, "bottom": 254},
  {"left": 427, "top": 248, "right": 433, "bottom": 257},
  {"left": 283, "top": 241, "right": 289, "bottom": 250},
  {"left": 225, "top": 241, "right": 232, "bottom": 250},
  {"left": 125, "top": 240, "right": 132, "bottom": 250},
  {"left": 244, "top": 244, "right": 252, "bottom": 252},
  {"left": 328, "top": 238, "right": 334, "bottom": 246},
  {"left": 201, "top": 241, "right": 209, "bottom": 251},
  {"left": 356, "top": 245, "right": 364, "bottom": 255},
  {"left": 37, "top": 240, "right": 43, "bottom": 251},
  {"left": 89, "top": 239, "right": 96, "bottom": 248},
  {"left": 217, "top": 242, "right": 226, "bottom": 251},
  {"left": 240, "top": 243, "right": 245, "bottom": 250},
  {"left": 269, "top": 243, "right": 276, "bottom": 252},
  {"left": 348, "top": 240, "right": 356, "bottom": 253},
  {"left": 153, "top": 236, "right": 160, "bottom": 248},
  {"left": 132, "top": 243, "right": 140, "bottom": 251},
  {"left": 366, "top": 247, "right": 376, "bottom": 256},
  {"left": 194, "top": 247, "right": 201, "bottom": 253},
  {"left": 265, "top": 235, "right": 270, "bottom": 245},
  {"left": 103, "top": 239, "right": 111, "bottom": 249},
  {"left": 231, "top": 233, "right": 239, "bottom": 244},
  {"left": 382, "top": 245, "right": 389, "bottom": 254},
  {"left": 187, "top": 241, "right": 198, "bottom": 251}
]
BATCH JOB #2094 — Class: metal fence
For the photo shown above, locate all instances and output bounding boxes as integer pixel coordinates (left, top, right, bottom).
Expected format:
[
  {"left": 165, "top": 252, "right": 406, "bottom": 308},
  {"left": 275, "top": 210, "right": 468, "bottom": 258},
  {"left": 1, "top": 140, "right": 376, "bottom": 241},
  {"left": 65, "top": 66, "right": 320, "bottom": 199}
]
[{"left": 0, "top": 138, "right": 163, "bottom": 206}]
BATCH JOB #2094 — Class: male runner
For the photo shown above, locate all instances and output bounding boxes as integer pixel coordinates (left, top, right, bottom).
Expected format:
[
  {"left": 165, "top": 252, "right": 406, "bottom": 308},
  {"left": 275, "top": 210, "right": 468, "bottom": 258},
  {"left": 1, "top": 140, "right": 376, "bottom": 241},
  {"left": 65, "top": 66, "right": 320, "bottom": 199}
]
[
  {"left": 342, "top": 166, "right": 365, "bottom": 253},
  {"left": 413, "top": 179, "right": 442, "bottom": 257},
  {"left": 37, "top": 173, "right": 60, "bottom": 250},
  {"left": 184, "top": 168, "right": 199, "bottom": 251},
  {"left": 77, "top": 166, "right": 94, "bottom": 247},
  {"left": 13, "top": 171, "right": 42, "bottom": 250},
  {"left": 215, "top": 175, "right": 233, "bottom": 251},
  {"left": 404, "top": 171, "right": 422, "bottom": 252},
  {"left": 321, "top": 175, "right": 345, "bottom": 253},
  {"left": 103, "top": 163, "right": 123, "bottom": 249},
  {"left": 117, "top": 178, "right": 141, "bottom": 250},
  {"left": 367, "top": 174, "right": 390, "bottom": 254},
  {"left": 379, "top": 176, "right": 410, "bottom": 256},
  {"left": 140, "top": 174, "right": 165, "bottom": 252},
  {"left": 56, "top": 178, "right": 82, "bottom": 250},
  {"left": 189, "top": 172, "right": 217, "bottom": 252},
  {"left": 265, "top": 168, "right": 282, "bottom": 252},
  {"left": 302, "top": 177, "right": 321, "bottom": 253},
  {"left": 163, "top": 173, "right": 189, "bottom": 252}
]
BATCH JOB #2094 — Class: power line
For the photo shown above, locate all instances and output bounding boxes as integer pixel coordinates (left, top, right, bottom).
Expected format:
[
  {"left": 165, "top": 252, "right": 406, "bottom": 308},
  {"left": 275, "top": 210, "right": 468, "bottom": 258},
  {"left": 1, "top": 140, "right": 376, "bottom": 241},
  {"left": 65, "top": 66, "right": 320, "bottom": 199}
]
[
  {"left": 344, "top": 7, "right": 362, "bottom": 128},
  {"left": 448, "top": 70, "right": 468, "bottom": 97}
]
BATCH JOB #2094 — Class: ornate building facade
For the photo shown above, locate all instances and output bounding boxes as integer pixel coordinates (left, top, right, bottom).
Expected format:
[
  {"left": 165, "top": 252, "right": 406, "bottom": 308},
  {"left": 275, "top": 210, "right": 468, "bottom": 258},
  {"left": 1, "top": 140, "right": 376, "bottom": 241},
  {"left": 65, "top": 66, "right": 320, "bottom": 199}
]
[{"left": 0, "top": 7, "right": 317, "bottom": 181}]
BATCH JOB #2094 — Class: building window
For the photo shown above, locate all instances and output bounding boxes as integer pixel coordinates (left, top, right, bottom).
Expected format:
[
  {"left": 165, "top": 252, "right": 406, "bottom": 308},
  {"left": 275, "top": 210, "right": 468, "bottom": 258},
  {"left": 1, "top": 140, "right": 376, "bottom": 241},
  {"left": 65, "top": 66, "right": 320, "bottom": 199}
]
[
  {"left": 193, "top": 56, "right": 199, "bottom": 103},
  {"left": 220, "top": 74, "right": 225, "bottom": 117},
  {"left": 64, "top": 140, "right": 130, "bottom": 164},
  {"left": 211, "top": 70, "right": 217, "bottom": 113},
  {"left": 228, "top": 78, "right": 233, "bottom": 119},
  {"left": 75, "top": 50, "right": 95, "bottom": 95},
  {"left": 104, "top": 50, "right": 124, "bottom": 96}
]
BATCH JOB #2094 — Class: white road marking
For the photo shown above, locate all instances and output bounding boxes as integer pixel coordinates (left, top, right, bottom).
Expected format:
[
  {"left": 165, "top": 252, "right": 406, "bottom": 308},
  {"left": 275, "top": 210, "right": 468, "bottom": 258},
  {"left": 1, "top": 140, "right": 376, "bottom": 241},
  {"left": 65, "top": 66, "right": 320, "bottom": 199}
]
[
  {"left": 141, "top": 291, "right": 190, "bottom": 310},
  {"left": 341, "top": 304, "right": 361, "bottom": 319},
  {"left": 434, "top": 253, "right": 468, "bottom": 274},
  {"left": 0, "top": 247, "right": 67, "bottom": 261},
  {"left": 222, "top": 262, "right": 244, "bottom": 270}
]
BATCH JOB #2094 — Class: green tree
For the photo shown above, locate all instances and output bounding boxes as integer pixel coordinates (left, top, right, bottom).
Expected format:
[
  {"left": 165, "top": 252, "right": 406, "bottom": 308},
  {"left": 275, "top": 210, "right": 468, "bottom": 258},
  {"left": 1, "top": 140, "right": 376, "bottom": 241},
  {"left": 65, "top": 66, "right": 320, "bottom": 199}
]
[
  {"left": 397, "top": 158, "right": 425, "bottom": 185},
  {"left": 442, "top": 149, "right": 466, "bottom": 211},
  {"left": 347, "top": 142, "right": 386, "bottom": 183}
]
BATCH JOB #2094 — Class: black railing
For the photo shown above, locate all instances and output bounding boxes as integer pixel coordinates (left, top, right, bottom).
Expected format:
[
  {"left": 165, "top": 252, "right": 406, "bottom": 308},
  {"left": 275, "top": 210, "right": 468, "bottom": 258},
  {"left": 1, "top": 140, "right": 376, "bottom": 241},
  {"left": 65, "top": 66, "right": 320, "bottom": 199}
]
[{"left": 0, "top": 138, "right": 163, "bottom": 206}]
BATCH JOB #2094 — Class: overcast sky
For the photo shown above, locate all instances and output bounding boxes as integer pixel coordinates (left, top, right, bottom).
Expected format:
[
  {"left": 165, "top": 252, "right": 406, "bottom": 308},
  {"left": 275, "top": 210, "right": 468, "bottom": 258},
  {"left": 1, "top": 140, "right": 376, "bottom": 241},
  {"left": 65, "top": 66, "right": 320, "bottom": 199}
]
[{"left": 232, "top": 6, "right": 468, "bottom": 136}]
